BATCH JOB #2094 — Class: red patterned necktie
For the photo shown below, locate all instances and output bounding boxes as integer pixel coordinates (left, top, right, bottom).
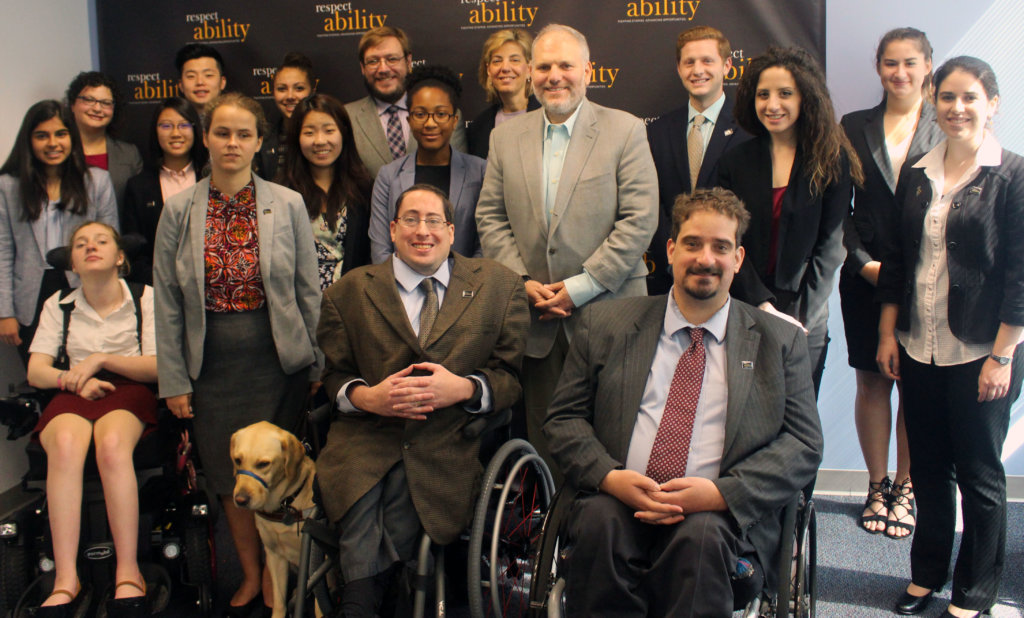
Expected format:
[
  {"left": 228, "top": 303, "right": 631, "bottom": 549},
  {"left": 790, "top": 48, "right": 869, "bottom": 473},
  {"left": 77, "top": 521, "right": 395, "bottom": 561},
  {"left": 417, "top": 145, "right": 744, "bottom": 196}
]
[{"left": 646, "top": 327, "right": 706, "bottom": 484}]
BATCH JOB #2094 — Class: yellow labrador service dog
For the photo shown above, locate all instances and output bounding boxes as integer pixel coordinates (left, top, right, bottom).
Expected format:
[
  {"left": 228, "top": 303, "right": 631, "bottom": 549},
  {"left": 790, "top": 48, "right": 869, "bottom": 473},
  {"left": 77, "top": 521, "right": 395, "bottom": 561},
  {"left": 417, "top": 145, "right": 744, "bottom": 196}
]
[{"left": 231, "top": 421, "right": 316, "bottom": 618}]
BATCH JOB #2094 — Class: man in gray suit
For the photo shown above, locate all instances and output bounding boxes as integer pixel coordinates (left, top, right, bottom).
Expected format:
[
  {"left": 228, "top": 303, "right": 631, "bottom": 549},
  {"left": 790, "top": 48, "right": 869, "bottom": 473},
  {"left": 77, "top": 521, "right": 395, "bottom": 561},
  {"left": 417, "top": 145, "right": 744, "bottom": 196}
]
[
  {"left": 315, "top": 184, "right": 529, "bottom": 617},
  {"left": 543, "top": 188, "right": 822, "bottom": 616},
  {"left": 345, "top": 27, "right": 466, "bottom": 178},
  {"left": 476, "top": 23, "right": 658, "bottom": 470}
]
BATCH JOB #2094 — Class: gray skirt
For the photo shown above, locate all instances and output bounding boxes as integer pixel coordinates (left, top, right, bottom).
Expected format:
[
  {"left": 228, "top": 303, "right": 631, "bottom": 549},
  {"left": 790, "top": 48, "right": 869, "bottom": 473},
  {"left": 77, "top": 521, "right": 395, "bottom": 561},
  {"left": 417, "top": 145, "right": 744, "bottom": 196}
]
[{"left": 192, "top": 307, "right": 307, "bottom": 496}]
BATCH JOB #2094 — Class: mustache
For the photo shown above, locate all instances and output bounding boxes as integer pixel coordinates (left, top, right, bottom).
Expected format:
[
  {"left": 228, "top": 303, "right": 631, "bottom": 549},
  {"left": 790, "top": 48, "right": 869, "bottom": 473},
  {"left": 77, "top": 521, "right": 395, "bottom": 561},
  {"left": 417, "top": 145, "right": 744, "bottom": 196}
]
[{"left": 687, "top": 265, "right": 722, "bottom": 276}]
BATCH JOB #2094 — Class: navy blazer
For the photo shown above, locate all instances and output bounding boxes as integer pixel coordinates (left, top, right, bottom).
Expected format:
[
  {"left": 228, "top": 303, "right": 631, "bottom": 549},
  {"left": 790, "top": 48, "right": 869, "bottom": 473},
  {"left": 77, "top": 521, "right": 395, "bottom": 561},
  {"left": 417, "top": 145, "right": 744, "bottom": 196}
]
[
  {"left": 367, "top": 148, "right": 486, "bottom": 263},
  {"left": 877, "top": 145, "right": 1024, "bottom": 343},
  {"left": 717, "top": 136, "right": 853, "bottom": 332},
  {"left": 646, "top": 98, "right": 750, "bottom": 294},
  {"left": 466, "top": 96, "right": 541, "bottom": 160},
  {"left": 840, "top": 101, "right": 943, "bottom": 277}
]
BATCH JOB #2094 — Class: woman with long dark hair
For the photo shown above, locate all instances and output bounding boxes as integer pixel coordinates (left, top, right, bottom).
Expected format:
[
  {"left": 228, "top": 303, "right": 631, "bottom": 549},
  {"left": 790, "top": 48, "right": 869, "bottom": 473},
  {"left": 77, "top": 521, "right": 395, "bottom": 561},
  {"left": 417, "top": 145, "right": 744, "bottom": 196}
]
[
  {"left": 153, "top": 92, "right": 321, "bottom": 616},
  {"left": 279, "top": 93, "right": 373, "bottom": 289},
  {"left": 877, "top": 56, "right": 1024, "bottom": 618},
  {"left": 122, "top": 97, "right": 207, "bottom": 284},
  {"left": 840, "top": 27, "right": 944, "bottom": 539},
  {"left": 718, "top": 46, "right": 863, "bottom": 395},
  {"left": 65, "top": 71, "right": 143, "bottom": 210},
  {"left": 0, "top": 100, "right": 118, "bottom": 357}
]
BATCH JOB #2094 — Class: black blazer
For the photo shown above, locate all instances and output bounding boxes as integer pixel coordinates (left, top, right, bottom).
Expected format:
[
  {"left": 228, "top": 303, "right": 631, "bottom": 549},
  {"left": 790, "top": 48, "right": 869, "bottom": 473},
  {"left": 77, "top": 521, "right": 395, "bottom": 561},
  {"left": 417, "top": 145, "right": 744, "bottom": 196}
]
[
  {"left": 840, "top": 101, "right": 944, "bottom": 277},
  {"left": 339, "top": 199, "right": 371, "bottom": 277},
  {"left": 717, "top": 136, "right": 853, "bottom": 331},
  {"left": 122, "top": 167, "right": 199, "bottom": 284},
  {"left": 466, "top": 96, "right": 541, "bottom": 160},
  {"left": 646, "top": 98, "right": 750, "bottom": 294},
  {"left": 877, "top": 146, "right": 1024, "bottom": 343}
]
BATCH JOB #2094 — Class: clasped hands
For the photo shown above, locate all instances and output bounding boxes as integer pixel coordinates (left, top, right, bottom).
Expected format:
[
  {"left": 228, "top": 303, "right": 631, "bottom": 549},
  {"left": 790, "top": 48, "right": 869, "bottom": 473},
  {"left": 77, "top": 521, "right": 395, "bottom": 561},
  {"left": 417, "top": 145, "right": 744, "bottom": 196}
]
[
  {"left": 349, "top": 362, "right": 475, "bottom": 420},
  {"left": 525, "top": 280, "right": 575, "bottom": 321},
  {"left": 599, "top": 468, "right": 727, "bottom": 526},
  {"left": 61, "top": 353, "right": 116, "bottom": 401}
]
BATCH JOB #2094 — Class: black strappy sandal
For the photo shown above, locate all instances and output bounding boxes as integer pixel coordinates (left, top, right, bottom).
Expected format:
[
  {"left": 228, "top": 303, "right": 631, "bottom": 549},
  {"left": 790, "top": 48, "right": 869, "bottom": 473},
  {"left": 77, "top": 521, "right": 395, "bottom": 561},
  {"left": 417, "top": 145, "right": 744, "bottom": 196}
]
[
  {"left": 886, "top": 477, "right": 916, "bottom": 540},
  {"left": 859, "top": 476, "right": 891, "bottom": 534}
]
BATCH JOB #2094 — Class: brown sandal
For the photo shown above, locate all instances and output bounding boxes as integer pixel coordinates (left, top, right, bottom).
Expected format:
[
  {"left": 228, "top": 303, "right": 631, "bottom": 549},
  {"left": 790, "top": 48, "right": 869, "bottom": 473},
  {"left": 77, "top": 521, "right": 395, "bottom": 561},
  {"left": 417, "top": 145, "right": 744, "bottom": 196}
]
[{"left": 860, "top": 476, "right": 891, "bottom": 534}]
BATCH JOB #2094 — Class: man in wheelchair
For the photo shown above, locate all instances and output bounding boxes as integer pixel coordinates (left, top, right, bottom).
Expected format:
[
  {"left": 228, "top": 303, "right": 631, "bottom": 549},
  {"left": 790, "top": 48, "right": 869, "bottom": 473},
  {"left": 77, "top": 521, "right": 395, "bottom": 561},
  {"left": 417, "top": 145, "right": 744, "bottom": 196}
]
[
  {"left": 314, "top": 184, "right": 530, "bottom": 617},
  {"left": 543, "top": 188, "right": 823, "bottom": 617}
]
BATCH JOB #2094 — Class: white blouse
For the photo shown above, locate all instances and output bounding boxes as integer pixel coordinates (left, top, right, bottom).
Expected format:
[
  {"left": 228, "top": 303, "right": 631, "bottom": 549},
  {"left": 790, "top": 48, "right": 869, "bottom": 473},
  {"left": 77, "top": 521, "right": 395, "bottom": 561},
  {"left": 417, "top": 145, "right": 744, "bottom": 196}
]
[{"left": 29, "top": 280, "right": 155, "bottom": 367}]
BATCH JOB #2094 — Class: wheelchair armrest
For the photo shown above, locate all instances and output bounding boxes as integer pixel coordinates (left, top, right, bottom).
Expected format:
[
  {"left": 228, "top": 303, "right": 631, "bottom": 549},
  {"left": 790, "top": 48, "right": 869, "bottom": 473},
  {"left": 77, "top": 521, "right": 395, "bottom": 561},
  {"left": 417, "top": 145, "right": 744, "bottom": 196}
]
[{"left": 461, "top": 408, "right": 512, "bottom": 440}]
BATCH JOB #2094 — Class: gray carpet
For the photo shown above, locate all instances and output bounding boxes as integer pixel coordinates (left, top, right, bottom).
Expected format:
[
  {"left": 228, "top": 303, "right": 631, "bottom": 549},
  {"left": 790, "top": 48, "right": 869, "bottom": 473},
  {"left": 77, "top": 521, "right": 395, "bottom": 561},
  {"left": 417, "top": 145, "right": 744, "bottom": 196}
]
[{"left": 159, "top": 495, "right": 1024, "bottom": 616}]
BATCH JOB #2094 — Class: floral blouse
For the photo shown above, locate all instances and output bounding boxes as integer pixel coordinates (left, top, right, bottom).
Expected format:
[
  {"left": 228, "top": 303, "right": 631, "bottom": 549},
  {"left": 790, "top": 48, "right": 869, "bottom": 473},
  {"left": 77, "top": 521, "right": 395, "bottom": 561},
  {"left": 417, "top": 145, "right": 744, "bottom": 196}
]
[
  {"left": 312, "top": 206, "right": 348, "bottom": 290},
  {"left": 204, "top": 181, "right": 267, "bottom": 311}
]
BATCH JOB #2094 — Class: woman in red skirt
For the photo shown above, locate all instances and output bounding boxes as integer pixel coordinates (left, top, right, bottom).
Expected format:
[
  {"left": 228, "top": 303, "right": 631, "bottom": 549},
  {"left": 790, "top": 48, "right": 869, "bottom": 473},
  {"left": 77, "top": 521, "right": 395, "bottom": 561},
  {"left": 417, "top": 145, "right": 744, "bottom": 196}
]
[{"left": 27, "top": 220, "right": 157, "bottom": 618}]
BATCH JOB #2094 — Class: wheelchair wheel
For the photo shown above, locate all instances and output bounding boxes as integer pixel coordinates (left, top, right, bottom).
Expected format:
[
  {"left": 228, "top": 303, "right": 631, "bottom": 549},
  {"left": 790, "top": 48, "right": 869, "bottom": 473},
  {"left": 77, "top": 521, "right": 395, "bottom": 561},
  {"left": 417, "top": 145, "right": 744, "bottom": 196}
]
[
  {"left": 1, "top": 542, "right": 30, "bottom": 614},
  {"left": 185, "top": 524, "right": 216, "bottom": 614},
  {"left": 791, "top": 500, "right": 816, "bottom": 618},
  {"left": 468, "top": 439, "right": 555, "bottom": 618}
]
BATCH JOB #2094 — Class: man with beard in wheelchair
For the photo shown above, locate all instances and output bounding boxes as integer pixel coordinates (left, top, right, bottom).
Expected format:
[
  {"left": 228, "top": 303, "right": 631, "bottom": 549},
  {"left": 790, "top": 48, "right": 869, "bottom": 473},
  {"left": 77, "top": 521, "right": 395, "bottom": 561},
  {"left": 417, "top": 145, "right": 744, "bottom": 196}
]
[
  {"left": 543, "top": 188, "right": 823, "bottom": 617},
  {"left": 314, "top": 184, "right": 529, "bottom": 617}
]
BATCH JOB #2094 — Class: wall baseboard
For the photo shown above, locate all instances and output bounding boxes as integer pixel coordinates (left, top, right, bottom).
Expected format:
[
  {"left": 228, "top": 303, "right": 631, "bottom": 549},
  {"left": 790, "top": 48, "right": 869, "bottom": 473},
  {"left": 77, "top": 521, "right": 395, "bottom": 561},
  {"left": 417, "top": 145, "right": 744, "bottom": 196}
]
[{"left": 815, "top": 469, "right": 1024, "bottom": 502}]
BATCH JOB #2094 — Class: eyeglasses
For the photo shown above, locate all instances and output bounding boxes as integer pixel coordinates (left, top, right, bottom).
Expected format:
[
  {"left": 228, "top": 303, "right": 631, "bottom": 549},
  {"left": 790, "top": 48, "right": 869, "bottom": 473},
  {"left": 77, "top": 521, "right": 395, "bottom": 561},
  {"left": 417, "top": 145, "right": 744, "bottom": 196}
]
[
  {"left": 363, "top": 55, "right": 406, "bottom": 69},
  {"left": 77, "top": 95, "right": 114, "bottom": 109},
  {"left": 157, "top": 122, "right": 194, "bottom": 132},
  {"left": 409, "top": 110, "right": 453, "bottom": 124},
  {"left": 396, "top": 215, "right": 448, "bottom": 230}
]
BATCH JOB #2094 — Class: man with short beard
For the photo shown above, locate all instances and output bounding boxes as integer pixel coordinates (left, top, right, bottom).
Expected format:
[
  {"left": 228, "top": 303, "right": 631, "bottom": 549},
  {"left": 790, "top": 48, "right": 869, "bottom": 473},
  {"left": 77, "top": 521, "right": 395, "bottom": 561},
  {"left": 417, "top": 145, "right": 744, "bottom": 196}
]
[
  {"left": 345, "top": 27, "right": 466, "bottom": 178},
  {"left": 475, "top": 23, "right": 657, "bottom": 472}
]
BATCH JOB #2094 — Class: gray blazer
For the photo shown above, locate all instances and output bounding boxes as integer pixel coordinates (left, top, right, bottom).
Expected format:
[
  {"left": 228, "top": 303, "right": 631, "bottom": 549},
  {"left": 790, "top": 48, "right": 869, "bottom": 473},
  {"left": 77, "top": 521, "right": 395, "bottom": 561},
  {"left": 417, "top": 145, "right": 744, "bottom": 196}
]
[
  {"left": 543, "top": 296, "right": 823, "bottom": 586},
  {"left": 345, "top": 95, "right": 468, "bottom": 178},
  {"left": 105, "top": 137, "right": 143, "bottom": 212},
  {"left": 153, "top": 175, "right": 322, "bottom": 398},
  {"left": 368, "top": 148, "right": 486, "bottom": 263},
  {"left": 0, "top": 168, "right": 118, "bottom": 325},
  {"left": 475, "top": 98, "right": 659, "bottom": 358}
]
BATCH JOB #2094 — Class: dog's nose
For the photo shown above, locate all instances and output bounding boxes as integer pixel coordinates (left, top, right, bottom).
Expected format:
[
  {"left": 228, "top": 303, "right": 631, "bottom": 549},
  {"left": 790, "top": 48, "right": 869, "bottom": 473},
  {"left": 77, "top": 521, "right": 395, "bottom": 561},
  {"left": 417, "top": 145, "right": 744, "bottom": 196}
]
[{"left": 235, "top": 493, "right": 250, "bottom": 508}]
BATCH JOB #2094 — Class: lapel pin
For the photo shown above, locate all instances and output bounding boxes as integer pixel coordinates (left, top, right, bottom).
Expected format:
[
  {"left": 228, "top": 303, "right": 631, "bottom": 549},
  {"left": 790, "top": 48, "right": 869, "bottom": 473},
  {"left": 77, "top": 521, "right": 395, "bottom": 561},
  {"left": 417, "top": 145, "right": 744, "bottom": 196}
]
[
  {"left": 741, "top": 361, "right": 754, "bottom": 370},
  {"left": 146, "top": 200, "right": 156, "bottom": 208},
  {"left": 462, "top": 290, "right": 475, "bottom": 298},
  {"left": 724, "top": 128, "right": 734, "bottom": 136},
  {"left": 915, "top": 186, "right": 923, "bottom": 197},
  {"left": 263, "top": 209, "right": 272, "bottom": 214},
  {"left": 968, "top": 186, "right": 982, "bottom": 196}
]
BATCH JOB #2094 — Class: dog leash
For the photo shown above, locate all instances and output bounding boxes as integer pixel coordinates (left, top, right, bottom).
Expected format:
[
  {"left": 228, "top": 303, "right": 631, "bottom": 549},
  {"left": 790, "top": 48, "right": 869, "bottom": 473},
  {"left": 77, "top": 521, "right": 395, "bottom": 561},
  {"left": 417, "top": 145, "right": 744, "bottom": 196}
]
[{"left": 244, "top": 467, "right": 315, "bottom": 527}]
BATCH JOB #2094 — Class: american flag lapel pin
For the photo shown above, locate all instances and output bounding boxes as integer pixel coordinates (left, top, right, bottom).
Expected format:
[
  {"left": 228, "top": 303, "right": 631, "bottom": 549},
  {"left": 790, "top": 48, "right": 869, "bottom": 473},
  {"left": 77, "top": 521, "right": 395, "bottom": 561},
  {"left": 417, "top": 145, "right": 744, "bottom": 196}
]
[
  {"left": 462, "top": 290, "right": 475, "bottom": 298},
  {"left": 741, "top": 361, "right": 754, "bottom": 370}
]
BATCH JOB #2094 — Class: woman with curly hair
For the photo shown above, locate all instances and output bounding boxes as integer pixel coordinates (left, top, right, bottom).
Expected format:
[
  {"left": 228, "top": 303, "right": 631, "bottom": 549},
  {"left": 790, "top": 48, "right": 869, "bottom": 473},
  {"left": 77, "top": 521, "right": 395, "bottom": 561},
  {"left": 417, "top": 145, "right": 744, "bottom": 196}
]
[
  {"left": 368, "top": 64, "right": 486, "bottom": 263},
  {"left": 718, "top": 46, "right": 863, "bottom": 395},
  {"left": 66, "top": 71, "right": 143, "bottom": 211}
]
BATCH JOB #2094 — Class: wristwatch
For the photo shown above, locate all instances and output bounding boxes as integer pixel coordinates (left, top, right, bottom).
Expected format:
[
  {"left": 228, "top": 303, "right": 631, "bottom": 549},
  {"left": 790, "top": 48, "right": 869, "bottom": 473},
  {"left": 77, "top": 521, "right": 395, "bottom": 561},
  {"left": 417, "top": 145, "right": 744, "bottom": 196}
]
[{"left": 989, "top": 353, "right": 1012, "bottom": 366}]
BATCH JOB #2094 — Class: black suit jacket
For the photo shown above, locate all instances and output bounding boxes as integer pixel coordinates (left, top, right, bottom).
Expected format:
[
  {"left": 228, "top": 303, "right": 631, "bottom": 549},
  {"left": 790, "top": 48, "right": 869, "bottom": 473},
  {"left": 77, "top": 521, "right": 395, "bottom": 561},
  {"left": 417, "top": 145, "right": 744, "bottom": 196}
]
[
  {"left": 542, "top": 296, "right": 822, "bottom": 587},
  {"left": 122, "top": 167, "right": 199, "bottom": 284},
  {"left": 877, "top": 146, "right": 1024, "bottom": 343},
  {"left": 646, "top": 99, "right": 750, "bottom": 294},
  {"left": 717, "top": 136, "right": 852, "bottom": 331},
  {"left": 466, "top": 96, "right": 541, "bottom": 160},
  {"left": 840, "top": 101, "right": 943, "bottom": 277}
]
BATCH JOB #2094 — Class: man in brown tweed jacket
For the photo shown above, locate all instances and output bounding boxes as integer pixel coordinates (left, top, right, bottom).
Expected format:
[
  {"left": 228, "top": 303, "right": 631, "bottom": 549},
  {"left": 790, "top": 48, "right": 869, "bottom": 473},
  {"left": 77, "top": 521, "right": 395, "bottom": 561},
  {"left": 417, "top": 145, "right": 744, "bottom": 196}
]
[{"left": 315, "top": 183, "right": 529, "bottom": 616}]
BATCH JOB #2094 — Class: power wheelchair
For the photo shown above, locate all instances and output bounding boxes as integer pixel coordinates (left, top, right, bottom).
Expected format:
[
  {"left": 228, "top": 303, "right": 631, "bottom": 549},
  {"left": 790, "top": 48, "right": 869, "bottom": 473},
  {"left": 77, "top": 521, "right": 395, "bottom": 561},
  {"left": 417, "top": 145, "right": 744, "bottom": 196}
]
[{"left": 0, "top": 240, "right": 217, "bottom": 617}]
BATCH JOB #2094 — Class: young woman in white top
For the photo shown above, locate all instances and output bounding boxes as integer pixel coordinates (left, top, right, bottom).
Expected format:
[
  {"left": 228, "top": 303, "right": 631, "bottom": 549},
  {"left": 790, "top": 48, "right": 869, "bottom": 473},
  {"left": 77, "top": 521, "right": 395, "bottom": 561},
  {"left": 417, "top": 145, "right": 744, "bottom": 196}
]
[{"left": 27, "top": 221, "right": 157, "bottom": 617}]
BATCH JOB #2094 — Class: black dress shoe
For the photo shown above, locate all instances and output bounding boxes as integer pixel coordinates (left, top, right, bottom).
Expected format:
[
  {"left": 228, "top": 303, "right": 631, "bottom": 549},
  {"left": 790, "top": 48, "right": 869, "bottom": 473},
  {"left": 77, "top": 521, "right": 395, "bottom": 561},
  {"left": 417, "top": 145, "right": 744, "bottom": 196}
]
[
  {"left": 222, "top": 593, "right": 263, "bottom": 618},
  {"left": 895, "top": 589, "right": 933, "bottom": 615}
]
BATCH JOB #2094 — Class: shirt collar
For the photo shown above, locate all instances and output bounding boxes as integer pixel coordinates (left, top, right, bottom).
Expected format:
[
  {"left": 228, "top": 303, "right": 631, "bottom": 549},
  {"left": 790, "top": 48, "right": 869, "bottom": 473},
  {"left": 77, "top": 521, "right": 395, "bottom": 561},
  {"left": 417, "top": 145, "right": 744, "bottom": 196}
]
[
  {"left": 688, "top": 92, "right": 725, "bottom": 126},
  {"left": 914, "top": 132, "right": 1003, "bottom": 180},
  {"left": 392, "top": 254, "right": 452, "bottom": 293},
  {"left": 58, "top": 278, "right": 134, "bottom": 317},
  {"left": 664, "top": 294, "right": 730, "bottom": 344},
  {"left": 161, "top": 161, "right": 193, "bottom": 177},
  {"left": 542, "top": 99, "right": 584, "bottom": 138},
  {"left": 375, "top": 94, "right": 408, "bottom": 114}
]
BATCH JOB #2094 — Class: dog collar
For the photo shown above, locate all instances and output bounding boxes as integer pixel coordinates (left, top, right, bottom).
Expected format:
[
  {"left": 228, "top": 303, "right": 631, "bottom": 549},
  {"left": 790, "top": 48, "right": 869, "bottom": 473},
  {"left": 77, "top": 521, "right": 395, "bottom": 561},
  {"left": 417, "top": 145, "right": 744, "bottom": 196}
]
[
  {"left": 254, "top": 467, "right": 313, "bottom": 527},
  {"left": 236, "top": 469, "right": 269, "bottom": 489}
]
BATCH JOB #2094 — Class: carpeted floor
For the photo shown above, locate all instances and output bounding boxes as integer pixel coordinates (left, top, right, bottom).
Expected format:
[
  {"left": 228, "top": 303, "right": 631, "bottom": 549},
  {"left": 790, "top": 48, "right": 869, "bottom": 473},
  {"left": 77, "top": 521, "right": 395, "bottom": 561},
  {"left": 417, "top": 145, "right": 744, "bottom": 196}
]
[{"left": 158, "top": 495, "right": 1024, "bottom": 617}]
